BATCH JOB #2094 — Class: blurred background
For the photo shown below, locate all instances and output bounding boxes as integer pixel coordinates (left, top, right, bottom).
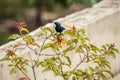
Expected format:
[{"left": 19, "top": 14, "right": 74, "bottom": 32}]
[{"left": 0, "top": 0, "right": 101, "bottom": 45}]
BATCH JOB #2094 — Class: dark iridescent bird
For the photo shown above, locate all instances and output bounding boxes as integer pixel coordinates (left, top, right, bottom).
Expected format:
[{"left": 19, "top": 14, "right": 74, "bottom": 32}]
[{"left": 54, "top": 22, "right": 65, "bottom": 34}]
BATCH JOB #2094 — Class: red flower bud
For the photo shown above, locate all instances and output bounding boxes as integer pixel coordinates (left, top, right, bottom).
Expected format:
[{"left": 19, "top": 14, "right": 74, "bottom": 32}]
[
  {"left": 19, "top": 77, "right": 28, "bottom": 80},
  {"left": 6, "top": 50, "right": 14, "bottom": 56}
]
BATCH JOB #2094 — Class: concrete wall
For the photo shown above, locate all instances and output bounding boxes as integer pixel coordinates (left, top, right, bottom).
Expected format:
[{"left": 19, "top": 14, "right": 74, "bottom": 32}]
[{"left": 0, "top": 0, "right": 120, "bottom": 80}]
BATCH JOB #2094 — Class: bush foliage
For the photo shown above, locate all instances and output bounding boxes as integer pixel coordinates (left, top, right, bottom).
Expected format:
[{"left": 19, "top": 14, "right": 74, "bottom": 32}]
[{"left": 0, "top": 21, "right": 119, "bottom": 80}]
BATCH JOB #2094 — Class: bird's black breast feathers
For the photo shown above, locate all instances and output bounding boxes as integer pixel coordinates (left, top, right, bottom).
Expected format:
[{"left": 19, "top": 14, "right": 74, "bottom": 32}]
[{"left": 54, "top": 22, "right": 65, "bottom": 33}]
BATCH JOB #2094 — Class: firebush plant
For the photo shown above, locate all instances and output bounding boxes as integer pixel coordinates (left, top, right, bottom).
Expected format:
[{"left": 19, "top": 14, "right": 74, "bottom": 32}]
[{"left": 0, "top": 21, "right": 119, "bottom": 80}]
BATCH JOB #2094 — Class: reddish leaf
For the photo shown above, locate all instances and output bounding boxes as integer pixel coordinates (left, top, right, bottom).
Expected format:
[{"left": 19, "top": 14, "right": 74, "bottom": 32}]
[{"left": 19, "top": 77, "right": 28, "bottom": 80}]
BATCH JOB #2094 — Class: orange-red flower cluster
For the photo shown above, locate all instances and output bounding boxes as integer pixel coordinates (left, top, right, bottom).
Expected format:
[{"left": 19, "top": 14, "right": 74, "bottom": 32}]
[{"left": 57, "top": 37, "right": 67, "bottom": 46}]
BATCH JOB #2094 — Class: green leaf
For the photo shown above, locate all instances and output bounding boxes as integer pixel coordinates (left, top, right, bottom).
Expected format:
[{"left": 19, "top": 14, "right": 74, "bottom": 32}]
[
  {"left": 63, "top": 46, "right": 74, "bottom": 55},
  {"left": 104, "top": 70, "right": 114, "bottom": 78},
  {"left": 53, "top": 68, "right": 60, "bottom": 76},
  {"left": 20, "top": 27, "right": 29, "bottom": 33},
  {"left": 76, "top": 69, "right": 83, "bottom": 74},
  {"left": 42, "top": 27, "right": 52, "bottom": 33},
  {"left": 98, "top": 73, "right": 107, "bottom": 80},
  {"left": 104, "top": 63, "right": 111, "bottom": 70},
  {"left": 64, "top": 30, "right": 71, "bottom": 35},
  {"left": 77, "top": 29, "right": 86, "bottom": 35},
  {"left": 17, "top": 57, "right": 24, "bottom": 60},
  {"left": 41, "top": 43, "right": 51, "bottom": 51},
  {"left": 34, "top": 60, "right": 42, "bottom": 68},
  {"left": 22, "top": 67, "right": 28, "bottom": 74},
  {"left": 10, "top": 68, "right": 18, "bottom": 74},
  {"left": 42, "top": 42, "right": 60, "bottom": 51},
  {"left": 43, "top": 66, "right": 51, "bottom": 72},
  {"left": 84, "top": 68, "right": 88, "bottom": 72},
  {"left": 72, "top": 76, "right": 76, "bottom": 80},
  {"left": 0, "top": 55, "right": 11, "bottom": 62},
  {"left": 38, "top": 33, "right": 45, "bottom": 38},
  {"left": 8, "top": 34, "right": 21, "bottom": 40},
  {"left": 102, "top": 45, "right": 107, "bottom": 51},
  {"left": 52, "top": 43, "right": 60, "bottom": 51},
  {"left": 64, "top": 56, "right": 71, "bottom": 67},
  {"left": 67, "top": 39, "right": 74, "bottom": 46},
  {"left": 109, "top": 50, "right": 116, "bottom": 59},
  {"left": 8, "top": 64, "right": 14, "bottom": 67},
  {"left": 88, "top": 67, "right": 94, "bottom": 72},
  {"left": 36, "top": 62, "right": 41, "bottom": 68},
  {"left": 24, "top": 35, "right": 34, "bottom": 43},
  {"left": 112, "top": 48, "right": 119, "bottom": 53},
  {"left": 82, "top": 37, "right": 90, "bottom": 42},
  {"left": 23, "top": 60, "right": 29, "bottom": 66},
  {"left": 94, "top": 61, "right": 100, "bottom": 64}
]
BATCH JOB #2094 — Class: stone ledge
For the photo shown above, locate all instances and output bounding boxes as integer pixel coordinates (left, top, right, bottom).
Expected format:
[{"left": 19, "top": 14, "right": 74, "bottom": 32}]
[{"left": 0, "top": 0, "right": 120, "bottom": 53}]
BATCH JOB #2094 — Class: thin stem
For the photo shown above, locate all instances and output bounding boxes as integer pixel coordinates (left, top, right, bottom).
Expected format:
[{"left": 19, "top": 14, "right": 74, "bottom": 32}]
[
  {"left": 19, "top": 27, "right": 38, "bottom": 55},
  {"left": 36, "top": 34, "right": 52, "bottom": 61},
  {"left": 41, "top": 53, "right": 59, "bottom": 56},
  {"left": 27, "top": 44, "right": 38, "bottom": 55},
  {"left": 32, "top": 66, "right": 37, "bottom": 80},
  {"left": 73, "top": 49, "right": 109, "bottom": 71},
  {"left": 54, "top": 50, "right": 66, "bottom": 80},
  {"left": 39, "top": 34, "right": 51, "bottom": 54},
  {"left": 17, "top": 66, "right": 31, "bottom": 80},
  {"left": 28, "top": 53, "right": 37, "bottom": 80},
  {"left": 17, "top": 25, "right": 38, "bottom": 80},
  {"left": 78, "top": 53, "right": 82, "bottom": 61},
  {"left": 73, "top": 56, "right": 86, "bottom": 70},
  {"left": 11, "top": 55, "right": 31, "bottom": 80},
  {"left": 19, "top": 28, "right": 37, "bottom": 80},
  {"left": 86, "top": 48, "right": 89, "bottom": 61}
]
